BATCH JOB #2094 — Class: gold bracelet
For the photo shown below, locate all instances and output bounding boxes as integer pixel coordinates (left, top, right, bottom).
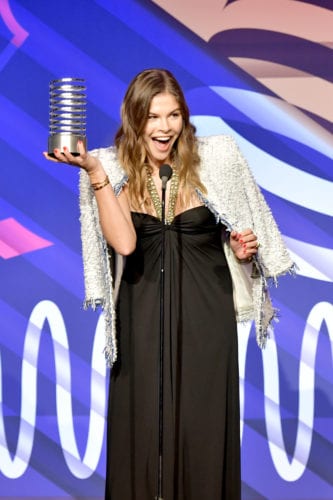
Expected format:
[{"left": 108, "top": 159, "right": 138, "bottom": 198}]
[{"left": 91, "top": 175, "right": 110, "bottom": 191}]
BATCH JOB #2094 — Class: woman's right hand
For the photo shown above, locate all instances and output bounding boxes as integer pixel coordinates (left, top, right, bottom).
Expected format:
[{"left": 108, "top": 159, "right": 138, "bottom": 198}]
[{"left": 43, "top": 140, "right": 105, "bottom": 183}]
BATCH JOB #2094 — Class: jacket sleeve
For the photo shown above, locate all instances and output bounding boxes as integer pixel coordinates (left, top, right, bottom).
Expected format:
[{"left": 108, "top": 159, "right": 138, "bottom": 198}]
[
  {"left": 198, "top": 134, "right": 295, "bottom": 347},
  {"left": 79, "top": 146, "right": 127, "bottom": 365},
  {"left": 228, "top": 136, "right": 294, "bottom": 279},
  {"left": 199, "top": 134, "right": 294, "bottom": 279}
]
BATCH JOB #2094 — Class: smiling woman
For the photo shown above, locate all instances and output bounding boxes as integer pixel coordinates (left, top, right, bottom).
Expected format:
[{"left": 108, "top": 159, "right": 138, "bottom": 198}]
[
  {"left": 1, "top": 0, "right": 331, "bottom": 498},
  {"left": 143, "top": 93, "right": 183, "bottom": 167},
  {"left": 44, "top": 68, "right": 293, "bottom": 500},
  {"left": 114, "top": 68, "right": 207, "bottom": 215}
]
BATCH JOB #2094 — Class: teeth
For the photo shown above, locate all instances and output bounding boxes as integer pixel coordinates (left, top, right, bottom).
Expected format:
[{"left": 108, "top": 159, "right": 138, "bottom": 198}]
[{"left": 154, "top": 137, "right": 170, "bottom": 142}]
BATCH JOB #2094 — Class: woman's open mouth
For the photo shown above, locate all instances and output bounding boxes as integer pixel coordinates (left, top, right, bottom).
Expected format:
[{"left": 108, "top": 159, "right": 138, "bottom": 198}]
[{"left": 152, "top": 136, "right": 172, "bottom": 151}]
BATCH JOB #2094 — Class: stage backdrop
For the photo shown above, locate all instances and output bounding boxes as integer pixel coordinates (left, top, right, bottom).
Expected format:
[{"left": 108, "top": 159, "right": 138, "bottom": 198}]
[{"left": 0, "top": 0, "right": 332, "bottom": 498}]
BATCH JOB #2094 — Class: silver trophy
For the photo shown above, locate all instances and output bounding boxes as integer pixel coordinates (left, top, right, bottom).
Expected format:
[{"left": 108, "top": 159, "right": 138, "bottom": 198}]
[{"left": 48, "top": 77, "right": 87, "bottom": 157}]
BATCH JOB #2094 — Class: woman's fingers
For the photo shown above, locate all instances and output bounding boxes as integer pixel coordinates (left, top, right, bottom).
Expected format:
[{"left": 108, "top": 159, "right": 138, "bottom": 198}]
[
  {"left": 43, "top": 147, "right": 72, "bottom": 164},
  {"left": 236, "top": 229, "right": 259, "bottom": 258},
  {"left": 77, "top": 139, "right": 86, "bottom": 156},
  {"left": 43, "top": 151, "right": 60, "bottom": 162},
  {"left": 43, "top": 143, "right": 104, "bottom": 182},
  {"left": 238, "top": 229, "right": 257, "bottom": 244},
  {"left": 43, "top": 142, "right": 87, "bottom": 167}
]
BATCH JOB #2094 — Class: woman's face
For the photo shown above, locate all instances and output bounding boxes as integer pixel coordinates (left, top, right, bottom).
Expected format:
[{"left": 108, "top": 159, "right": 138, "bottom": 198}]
[{"left": 143, "top": 92, "right": 183, "bottom": 170}]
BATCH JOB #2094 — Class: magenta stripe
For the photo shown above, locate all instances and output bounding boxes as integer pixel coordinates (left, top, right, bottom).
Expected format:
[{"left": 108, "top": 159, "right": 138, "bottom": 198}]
[
  {"left": 0, "top": 0, "right": 29, "bottom": 47},
  {"left": 0, "top": 218, "right": 53, "bottom": 259}
]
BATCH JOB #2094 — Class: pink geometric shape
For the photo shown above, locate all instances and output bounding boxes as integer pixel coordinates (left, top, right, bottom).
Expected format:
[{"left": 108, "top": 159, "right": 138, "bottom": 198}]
[
  {"left": 0, "top": 218, "right": 53, "bottom": 259},
  {"left": 0, "top": 0, "right": 29, "bottom": 47}
]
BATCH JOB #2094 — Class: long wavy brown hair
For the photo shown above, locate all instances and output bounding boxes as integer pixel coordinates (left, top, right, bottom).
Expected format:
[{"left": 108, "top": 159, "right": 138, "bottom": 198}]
[{"left": 115, "top": 68, "right": 206, "bottom": 211}]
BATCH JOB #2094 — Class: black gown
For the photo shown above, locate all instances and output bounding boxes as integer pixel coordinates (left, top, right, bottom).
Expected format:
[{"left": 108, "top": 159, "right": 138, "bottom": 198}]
[{"left": 105, "top": 206, "right": 241, "bottom": 500}]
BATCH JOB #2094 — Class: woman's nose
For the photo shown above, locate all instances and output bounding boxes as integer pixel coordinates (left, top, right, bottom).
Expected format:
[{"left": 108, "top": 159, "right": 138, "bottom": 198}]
[{"left": 158, "top": 117, "right": 170, "bottom": 131}]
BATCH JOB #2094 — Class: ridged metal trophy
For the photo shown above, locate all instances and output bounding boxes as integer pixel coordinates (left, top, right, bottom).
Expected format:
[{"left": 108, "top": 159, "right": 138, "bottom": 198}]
[{"left": 48, "top": 77, "right": 87, "bottom": 157}]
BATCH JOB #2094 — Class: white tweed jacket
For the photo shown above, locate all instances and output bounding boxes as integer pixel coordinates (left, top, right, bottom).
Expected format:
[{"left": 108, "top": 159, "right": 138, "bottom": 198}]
[{"left": 79, "top": 135, "right": 295, "bottom": 365}]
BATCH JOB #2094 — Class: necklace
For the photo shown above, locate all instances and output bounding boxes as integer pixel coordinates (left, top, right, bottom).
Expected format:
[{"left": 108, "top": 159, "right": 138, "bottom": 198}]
[{"left": 145, "top": 166, "right": 179, "bottom": 224}]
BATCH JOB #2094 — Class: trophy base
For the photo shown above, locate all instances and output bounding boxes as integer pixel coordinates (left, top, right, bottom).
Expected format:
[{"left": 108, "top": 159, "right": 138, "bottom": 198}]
[{"left": 48, "top": 134, "right": 87, "bottom": 157}]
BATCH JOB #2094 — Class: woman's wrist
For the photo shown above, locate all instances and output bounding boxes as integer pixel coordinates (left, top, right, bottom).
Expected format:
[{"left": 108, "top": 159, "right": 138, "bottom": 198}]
[
  {"left": 236, "top": 255, "right": 253, "bottom": 264},
  {"left": 91, "top": 175, "right": 110, "bottom": 191},
  {"left": 87, "top": 165, "right": 107, "bottom": 185}
]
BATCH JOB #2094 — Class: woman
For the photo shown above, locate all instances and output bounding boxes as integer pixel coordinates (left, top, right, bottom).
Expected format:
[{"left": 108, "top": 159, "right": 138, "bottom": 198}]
[{"left": 45, "top": 68, "right": 293, "bottom": 499}]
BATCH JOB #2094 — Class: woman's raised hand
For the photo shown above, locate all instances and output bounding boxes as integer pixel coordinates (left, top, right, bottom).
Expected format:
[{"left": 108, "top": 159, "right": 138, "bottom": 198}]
[{"left": 43, "top": 140, "right": 104, "bottom": 181}]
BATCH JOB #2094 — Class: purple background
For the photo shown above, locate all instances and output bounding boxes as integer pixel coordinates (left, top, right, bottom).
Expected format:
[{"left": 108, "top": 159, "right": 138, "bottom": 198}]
[{"left": 0, "top": 0, "right": 332, "bottom": 498}]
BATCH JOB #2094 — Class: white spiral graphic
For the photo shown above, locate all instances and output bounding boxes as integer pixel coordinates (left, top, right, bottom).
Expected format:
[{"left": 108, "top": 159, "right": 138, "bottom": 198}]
[
  {"left": 262, "top": 301, "right": 333, "bottom": 481},
  {"left": 1, "top": 299, "right": 332, "bottom": 481},
  {"left": 0, "top": 300, "right": 107, "bottom": 479}
]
